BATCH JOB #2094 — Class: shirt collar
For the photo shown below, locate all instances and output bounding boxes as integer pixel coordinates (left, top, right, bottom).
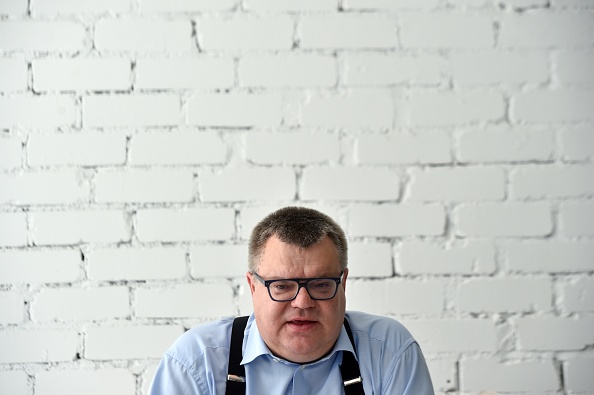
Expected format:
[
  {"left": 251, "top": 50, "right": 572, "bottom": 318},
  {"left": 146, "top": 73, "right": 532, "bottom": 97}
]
[{"left": 241, "top": 314, "right": 357, "bottom": 366}]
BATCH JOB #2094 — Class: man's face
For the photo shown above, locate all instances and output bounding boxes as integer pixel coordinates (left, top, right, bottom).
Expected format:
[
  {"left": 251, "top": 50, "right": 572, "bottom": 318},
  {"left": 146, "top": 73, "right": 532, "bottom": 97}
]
[{"left": 246, "top": 235, "right": 348, "bottom": 363}]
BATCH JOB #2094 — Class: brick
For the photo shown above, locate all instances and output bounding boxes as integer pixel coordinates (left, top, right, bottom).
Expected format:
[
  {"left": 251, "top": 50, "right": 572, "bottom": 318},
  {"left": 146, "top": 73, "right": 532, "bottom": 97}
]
[
  {"left": 400, "top": 319, "right": 497, "bottom": 352},
  {"left": 188, "top": 93, "right": 282, "bottom": 127},
  {"left": 88, "top": 247, "right": 186, "bottom": 281},
  {"left": 516, "top": 316, "right": 594, "bottom": 350},
  {"left": 142, "top": 364, "right": 158, "bottom": 395},
  {"left": 560, "top": 277, "right": 594, "bottom": 313},
  {"left": 239, "top": 205, "right": 342, "bottom": 240},
  {"left": 302, "top": 89, "right": 393, "bottom": 128},
  {"left": 561, "top": 126, "right": 594, "bottom": 161},
  {"left": 426, "top": 359, "right": 456, "bottom": 392},
  {"left": 33, "top": 58, "right": 131, "bottom": 91},
  {"left": 32, "top": 0, "right": 131, "bottom": 14},
  {"left": 505, "top": 241, "right": 594, "bottom": 273},
  {"left": 135, "top": 58, "right": 233, "bottom": 90},
  {"left": 453, "top": 277, "right": 552, "bottom": 313},
  {"left": 348, "top": 242, "right": 393, "bottom": 278},
  {"left": 190, "top": 244, "right": 248, "bottom": 278},
  {"left": 239, "top": 54, "right": 336, "bottom": 88},
  {"left": 357, "top": 131, "right": 451, "bottom": 165},
  {"left": 0, "top": 0, "right": 27, "bottom": 14},
  {"left": 136, "top": 283, "right": 235, "bottom": 318},
  {"left": 95, "top": 169, "right": 194, "bottom": 203},
  {"left": 135, "top": 208, "right": 234, "bottom": 242},
  {"left": 0, "top": 371, "right": 28, "bottom": 395},
  {"left": 344, "top": 53, "right": 444, "bottom": 86},
  {"left": 0, "top": 58, "right": 27, "bottom": 91},
  {"left": 0, "top": 292, "right": 24, "bottom": 323},
  {"left": 0, "top": 170, "right": 88, "bottom": 205},
  {"left": 85, "top": 325, "right": 182, "bottom": 360},
  {"left": 237, "top": 284, "right": 254, "bottom": 315},
  {"left": 454, "top": 203, "right": 552, "bottom": 237},
  {"left": 129, "top": 130, "right": 226, "bottom": 165},
  {"left": 564, "top": 358, "right": 594, "bottom": 393},
  {"left": 95, "top": 20, "right": 193, "bottom": 52},
  {"left": 450, "top": 51, "right": 548, "bottom": 85},
  {"left": 0, "top": 212, "right": 27, "bottom": 247},
  {"left": 198, "top": 16, "right": 293, "bottom": 51},
  {"left": 408, "top": 91, "right": 505, "bottom": 126},
  {"left": 400, "top": 14, "right": 493, "bottom": 49},
  {"left": 200, "top": 167, "right": 295, "bottom": 202},
  {"left": 36, "top": 369, "right": 135, "bottom": 395},
  {"left": 458, "top": 127, "right": 554, "bottom": 163},
  {"left": 0, "top": 329, "right": 78, "bottom": 363},
  {"left": 141, "top": 0, "right": 235, "bottom": 12},
  {"left": 301, "top": 15, "right": 397, "bottom": 49},
  {"left": 0, "top": 21, "right": 85, "bottom": 51},
  {"left": 511, "top": 164, "right": 594, "bottom": 198},
  {"left": 31, "top": 210, "right": 130, "bottom": 245},
  {"left": 32, "top": 287, "right": 129, "bottom": 322},
  {"left": 245, "top": 131, "right": 340, "bottom": 165},
  {"left": 513, "top": 89, "right": 594, "bottom": 122},
  {"left": 348, "top": 205, "right": 446, "bottom": 237},
  {"left": 0, "top": 137, "right": 22, "bottom": 168},
  {"left": 560, "top": 201, "right": 594, "bottom": 236},
  {"left": 460, "top": 359, "right": 558, "bottom": 392},
  {"left": 500, "top": 13, "right": 594, "bottom": 47},
  {"left": 502, "top": 0, "right": 549, "bottom": 7},
  {"left": 28, "top": 132, "right": 126, "bottom": 166},
  {"left": 346, "top": 279, "right": 444, "bottom": 315},
  {"left": 302, "top": 167, "right": 399, "bottom": 201},
  {"left": 0, "top": 95, "right": 76, "bottom": 129},
  {"left": 556, "top": 51, "right": 594, "bottom": 84},
  {"left": 244, "top": 0, "right": 336, "bottom": 10},
  {"left": 0, "top": 249, "right": 80, "bottom": 283},
  {"left": 408, "top": 167, "right": 505, "bottom": 201},
  {"left": 552, "top": 0, "right": 594, "bottom": 5},
  {"left": 83, "top": 94, "right": 180, "bottom": 128},
  {"left": 399, "top": 240, "right": 496, "bottom": 274},
  {"left": 343, "top": 0, "right": 439, "bottom": 9}
]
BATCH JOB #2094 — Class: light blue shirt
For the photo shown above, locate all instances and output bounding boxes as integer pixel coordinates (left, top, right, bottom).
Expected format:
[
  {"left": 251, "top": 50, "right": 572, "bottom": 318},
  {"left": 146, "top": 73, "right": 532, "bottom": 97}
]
[{"left": 148, "top": 311, "right": 434, "bottom": 395}]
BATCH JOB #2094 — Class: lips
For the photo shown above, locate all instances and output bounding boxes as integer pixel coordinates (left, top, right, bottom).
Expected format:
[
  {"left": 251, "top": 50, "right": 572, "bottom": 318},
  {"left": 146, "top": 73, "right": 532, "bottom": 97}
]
[{"left": 287, "top": 319, "right": 317, "bottom": 331}]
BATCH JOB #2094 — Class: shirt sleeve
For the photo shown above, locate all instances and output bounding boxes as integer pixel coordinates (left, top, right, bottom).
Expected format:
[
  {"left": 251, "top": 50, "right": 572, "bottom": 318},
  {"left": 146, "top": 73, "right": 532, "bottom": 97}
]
[
  {"left": 385, "top": 342, "right": 435, "bottom": 395},
  {"left": 148, "top": 353, "right": 203, "bottom": 395}
]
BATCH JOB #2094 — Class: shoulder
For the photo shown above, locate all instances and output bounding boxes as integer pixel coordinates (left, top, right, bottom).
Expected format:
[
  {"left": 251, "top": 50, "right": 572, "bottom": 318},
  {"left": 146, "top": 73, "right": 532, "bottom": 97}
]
[
  {"left": 164, "top": 316, "right": 235, "bottom": 368},
  {"left": 345, "top": 311, "right": 416, "bottom": 357}
]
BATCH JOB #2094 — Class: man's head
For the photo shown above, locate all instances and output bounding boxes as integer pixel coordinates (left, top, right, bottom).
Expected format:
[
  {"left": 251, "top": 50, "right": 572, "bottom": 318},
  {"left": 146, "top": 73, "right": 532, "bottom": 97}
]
[
  {"left": 246, "top": 206, "right": 349, "bottom": 363},
  {"left": 248, "top": 206, "right": 348, "bottom": 273}
]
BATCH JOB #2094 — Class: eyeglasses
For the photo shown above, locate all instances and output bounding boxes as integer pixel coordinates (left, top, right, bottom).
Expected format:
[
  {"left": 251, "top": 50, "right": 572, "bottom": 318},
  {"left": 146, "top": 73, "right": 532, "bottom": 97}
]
[{"left": 252, "top": 272, "right": 344, "bottom": 302}]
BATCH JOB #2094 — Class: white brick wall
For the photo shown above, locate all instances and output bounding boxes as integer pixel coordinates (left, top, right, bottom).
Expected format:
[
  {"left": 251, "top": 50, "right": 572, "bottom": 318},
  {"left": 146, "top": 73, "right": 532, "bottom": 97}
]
[{"left": 1, "top": 1, "right": 593, "bottom": 394}]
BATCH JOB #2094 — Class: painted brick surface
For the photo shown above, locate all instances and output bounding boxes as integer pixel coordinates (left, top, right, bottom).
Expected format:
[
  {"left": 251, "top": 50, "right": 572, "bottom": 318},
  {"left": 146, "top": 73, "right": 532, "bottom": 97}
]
[
  {"left": 1, "top": 2, "right": 592, "bottom": 394},
  {"left": 36, "top": 369, "right": 136, "bottom": 395}
]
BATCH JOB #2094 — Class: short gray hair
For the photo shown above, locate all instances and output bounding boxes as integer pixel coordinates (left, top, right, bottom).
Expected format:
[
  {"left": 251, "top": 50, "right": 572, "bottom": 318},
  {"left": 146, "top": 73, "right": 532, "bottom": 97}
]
[{"left": 248, "top": 206, "right": 348, "bottom": 273}]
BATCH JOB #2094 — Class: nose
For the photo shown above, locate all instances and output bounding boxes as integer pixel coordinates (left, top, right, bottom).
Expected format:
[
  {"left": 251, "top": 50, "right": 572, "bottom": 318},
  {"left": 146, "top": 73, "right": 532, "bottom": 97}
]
[{"left": 290, "top": 285, "right": 315, "bottom": 309}]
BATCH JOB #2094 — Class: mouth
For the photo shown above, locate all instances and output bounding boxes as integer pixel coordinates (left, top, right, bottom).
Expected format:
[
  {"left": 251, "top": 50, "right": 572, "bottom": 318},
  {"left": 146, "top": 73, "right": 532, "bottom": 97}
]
[{"left": 286, "top": 319, "right": 317, "bottom": 331}]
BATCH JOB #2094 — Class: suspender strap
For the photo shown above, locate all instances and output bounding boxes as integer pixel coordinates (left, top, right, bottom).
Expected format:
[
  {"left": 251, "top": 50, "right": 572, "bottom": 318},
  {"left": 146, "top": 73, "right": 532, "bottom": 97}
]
[
  {"left": 341, "top": 319, "right": 365, "bottom": 395},
  {"left": 225, "top": 316, "right": 365, "bottom": 395},
  {"left": 225, "top": 316, "right": 249, "bottom": 395}
]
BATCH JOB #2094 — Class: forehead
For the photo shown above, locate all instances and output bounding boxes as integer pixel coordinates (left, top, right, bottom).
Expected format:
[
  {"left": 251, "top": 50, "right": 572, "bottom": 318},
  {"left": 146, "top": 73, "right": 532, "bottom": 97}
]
[{"left": 258, "top": 235, "right": 341, "bottom": 275}]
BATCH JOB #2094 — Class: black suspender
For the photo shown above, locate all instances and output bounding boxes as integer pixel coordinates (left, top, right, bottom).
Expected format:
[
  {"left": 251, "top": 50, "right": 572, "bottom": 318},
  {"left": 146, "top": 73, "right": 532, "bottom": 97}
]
[
  {"left": 225, "top": 316, "right": 249, "bottom": 395},
  {"left": 225, "top": 316, "right": 365, "bottom": 395},
  {"left": 341, "top": 319, "right": 365, "bottom": 395}
]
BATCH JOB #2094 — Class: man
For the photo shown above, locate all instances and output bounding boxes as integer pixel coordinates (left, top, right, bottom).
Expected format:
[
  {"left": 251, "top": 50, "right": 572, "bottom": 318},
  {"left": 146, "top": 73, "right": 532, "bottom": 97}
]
[{"left": 148, "top": 206, "right": 434, "bottom": 394}]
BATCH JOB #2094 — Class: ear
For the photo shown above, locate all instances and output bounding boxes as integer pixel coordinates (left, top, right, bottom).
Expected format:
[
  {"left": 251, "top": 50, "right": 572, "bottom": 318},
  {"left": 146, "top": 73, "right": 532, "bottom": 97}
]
[
  {"left": 341, "top": 268, "right": 349, "bottom": 291},
  {"left": 246, "top": 272, "right": 256, "bottom": 295}
]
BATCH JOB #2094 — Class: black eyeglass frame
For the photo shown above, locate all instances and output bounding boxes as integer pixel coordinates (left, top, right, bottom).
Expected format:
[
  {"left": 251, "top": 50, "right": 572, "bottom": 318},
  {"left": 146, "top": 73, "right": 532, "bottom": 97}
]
[{"left": 252, "top": 272, "right": 344, "bottom": 302}]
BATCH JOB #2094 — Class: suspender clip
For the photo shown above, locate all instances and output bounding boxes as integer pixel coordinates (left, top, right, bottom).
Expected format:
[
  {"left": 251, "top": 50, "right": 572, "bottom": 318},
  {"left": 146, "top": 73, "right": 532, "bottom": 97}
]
[
  {"left": 227, "top": 374, "right": 246, "bottom": 383},
  {"left": 344, "top": 377, "right": 363, "bottom": 386}
]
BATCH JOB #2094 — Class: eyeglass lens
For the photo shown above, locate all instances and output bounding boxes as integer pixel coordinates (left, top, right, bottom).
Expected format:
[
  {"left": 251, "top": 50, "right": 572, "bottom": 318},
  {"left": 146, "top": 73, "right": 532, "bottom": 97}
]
[{"left": 269, "top": 279, "right": 337, "bottom": 301}]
